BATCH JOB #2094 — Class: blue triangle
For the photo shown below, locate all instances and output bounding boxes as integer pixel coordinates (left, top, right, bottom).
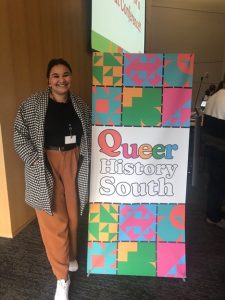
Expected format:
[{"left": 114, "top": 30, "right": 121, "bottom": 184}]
[
  {"left": 173, "top": 110, "right": 181, "bottom": 118},
  {"left": 168, "top": 265, "right": 177, "bottom": 275},
  {"left": 182, "top": 99, "right": 191, "bottom": 108},
  {"left": 182, "top": 120, "right": 190, "bottom": 127},
  {"left": 177, "top": 255, "right": 186, "bottom": 264}
]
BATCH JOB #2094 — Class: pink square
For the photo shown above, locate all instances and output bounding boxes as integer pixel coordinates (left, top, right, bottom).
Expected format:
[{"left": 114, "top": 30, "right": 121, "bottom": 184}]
[
  {"left": 157, "top": 243, "right": 186, "bottom": 278},
  {"left": 96, "top": 99, "right": 109, "bottom": 113},
  {"left": 92, "top": 254, "right": 104, "bottom": 268}
]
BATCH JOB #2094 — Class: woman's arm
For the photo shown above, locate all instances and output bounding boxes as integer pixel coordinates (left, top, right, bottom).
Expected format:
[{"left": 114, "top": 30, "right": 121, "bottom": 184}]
[{"left": 14, "top": 103, "right": 39, "bottom": 166}]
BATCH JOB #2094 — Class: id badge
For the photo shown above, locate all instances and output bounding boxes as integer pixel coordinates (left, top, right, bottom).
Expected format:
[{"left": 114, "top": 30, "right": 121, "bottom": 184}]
[{"left": 65, "top": 135, "right": 76, "bottom": 144}]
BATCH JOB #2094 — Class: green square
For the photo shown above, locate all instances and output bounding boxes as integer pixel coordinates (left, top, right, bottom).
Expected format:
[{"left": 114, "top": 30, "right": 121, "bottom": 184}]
[
  {"left": 122, "top": 88, "right": 162, "bottom": 126},
  {"left": 118, "top": 242, "right": 156, "bottom": 276}
]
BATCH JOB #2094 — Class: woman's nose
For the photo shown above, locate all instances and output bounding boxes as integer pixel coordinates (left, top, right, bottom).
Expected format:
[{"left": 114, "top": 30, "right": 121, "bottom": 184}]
[{"left": 58, "top": 76, "right": 66, "bottom": 82}]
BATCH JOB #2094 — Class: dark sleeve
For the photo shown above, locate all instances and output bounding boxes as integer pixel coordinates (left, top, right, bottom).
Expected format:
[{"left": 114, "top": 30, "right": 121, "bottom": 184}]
[{"left": 203, "top": 115, "right": 225, "bottom": 140}]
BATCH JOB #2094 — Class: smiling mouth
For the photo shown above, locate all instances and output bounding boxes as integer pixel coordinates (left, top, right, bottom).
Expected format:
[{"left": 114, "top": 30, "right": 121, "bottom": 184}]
[{"left": 57, "top": 83, "right": 69, "bottom": 87}]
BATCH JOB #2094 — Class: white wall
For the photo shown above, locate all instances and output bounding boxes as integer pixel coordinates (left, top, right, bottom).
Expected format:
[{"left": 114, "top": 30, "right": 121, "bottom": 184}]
[
  {"left": 222, "top": 47, "right": 225, "bottom": 80},
  {"left": 150, "top": 0, "right": 225, "bottom": 105}
]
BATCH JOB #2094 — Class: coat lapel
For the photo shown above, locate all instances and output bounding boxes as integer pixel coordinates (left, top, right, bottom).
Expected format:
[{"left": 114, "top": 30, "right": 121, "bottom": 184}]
[
  {"left": 71, "top": 95, "right": 86, "bottom": 134},
  {"left": 37, "top": 89, "right": 49, "bottom": 151}
]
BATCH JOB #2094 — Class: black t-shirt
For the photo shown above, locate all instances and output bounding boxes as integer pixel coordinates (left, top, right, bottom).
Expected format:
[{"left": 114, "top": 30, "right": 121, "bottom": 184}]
[{"left": 44, "top": 98, "right": 83, "bottom": 147}]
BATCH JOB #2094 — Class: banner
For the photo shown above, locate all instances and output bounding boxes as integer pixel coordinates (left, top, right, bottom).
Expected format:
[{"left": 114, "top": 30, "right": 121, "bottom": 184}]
[{"left": 88, "top": 52, "right": 194, "bottom": 278}]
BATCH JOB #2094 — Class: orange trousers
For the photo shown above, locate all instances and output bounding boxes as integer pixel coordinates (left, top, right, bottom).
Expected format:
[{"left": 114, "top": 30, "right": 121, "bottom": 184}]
[{"left": 35, "top": 148, "right": 79, "bottom": 280}]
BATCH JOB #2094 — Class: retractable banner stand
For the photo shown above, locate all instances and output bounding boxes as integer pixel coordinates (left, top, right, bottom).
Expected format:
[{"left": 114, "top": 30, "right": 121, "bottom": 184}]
[{"left": 87, "top": 52, "right": 194, "bottom": 278}]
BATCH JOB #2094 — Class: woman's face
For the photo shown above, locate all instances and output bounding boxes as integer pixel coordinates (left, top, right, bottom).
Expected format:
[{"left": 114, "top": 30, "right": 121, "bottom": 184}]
[{"left": 48, "top": 64, "right": 72, "bottom": 96}]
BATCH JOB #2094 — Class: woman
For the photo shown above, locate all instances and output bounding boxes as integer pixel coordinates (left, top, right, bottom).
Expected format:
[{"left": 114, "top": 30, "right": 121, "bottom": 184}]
[{"left": 14, "top": 58, "right": 91, "bottom": 299}]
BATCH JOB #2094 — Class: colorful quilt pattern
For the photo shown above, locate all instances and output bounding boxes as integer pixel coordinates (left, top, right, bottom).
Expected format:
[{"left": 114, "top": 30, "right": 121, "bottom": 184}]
[
  {"left": 162, "top": 88, "right": 192, "bottom": 127},
  {"left": 92, "top": 52, "right": 193, "bottom": 128},
  {"left": 119, "top": 204, "right": 157, "bottom": 241},
  {"left": 157, "top": 204, "right": 185, "bottom": 242},
  {"left": 117, "top": 242, "right": 156, "bottom": 276},
  {"left": 123, "top": 53, "right": 163, "bottom": 87},
  {"left": 164, "top": 54, "right": 194, "bottom": 88},
  {"left": 89, "top": 52, "right": 193, "bottom": 279},
  {"left": 92, "top": 86, "right": 122, "bottom": 125},
  {"left": 88, "top": 203, "right": 186, "bottom": 278},
  {"left": 87, "top": 242, "right": 117, "bottom": 275},
  {"left": 122, "top": 87, "right": 161, "bottom": 126},
  {"left": 88, "top": 203, "right": 119, "bottom": 242},
  {"left": 157, "top": 243, "right": 186, "bottom": 278},
  {"left": 92, "top": 52, "right": 123, "bottom": 86}
]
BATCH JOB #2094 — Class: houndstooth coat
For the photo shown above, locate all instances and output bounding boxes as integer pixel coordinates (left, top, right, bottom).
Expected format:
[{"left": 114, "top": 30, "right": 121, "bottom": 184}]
[{"left": 14, "top": 89, "right": 91, "bottom": 215}]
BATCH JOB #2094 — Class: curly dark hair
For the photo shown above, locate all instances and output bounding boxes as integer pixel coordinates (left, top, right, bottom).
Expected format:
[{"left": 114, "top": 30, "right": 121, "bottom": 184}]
[{"left": 46, "top": 58, "right": 72, "bottom": 78}]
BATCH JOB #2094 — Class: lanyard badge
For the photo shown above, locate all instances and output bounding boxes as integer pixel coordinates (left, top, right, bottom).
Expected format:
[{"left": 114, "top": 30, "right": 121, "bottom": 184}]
[{"left": 65, "top": 124, "right": 76, "bottom": 144}]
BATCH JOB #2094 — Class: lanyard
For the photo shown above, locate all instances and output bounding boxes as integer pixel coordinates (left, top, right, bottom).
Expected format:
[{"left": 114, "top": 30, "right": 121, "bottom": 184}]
[{"left": 69, "top": 124, "right": 73, "bottom": 137}]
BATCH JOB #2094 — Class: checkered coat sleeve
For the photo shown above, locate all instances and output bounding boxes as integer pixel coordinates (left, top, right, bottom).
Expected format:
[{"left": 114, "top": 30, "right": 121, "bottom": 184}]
[{"left": 14, "top": 89, "right": 91, "bottom": 215}]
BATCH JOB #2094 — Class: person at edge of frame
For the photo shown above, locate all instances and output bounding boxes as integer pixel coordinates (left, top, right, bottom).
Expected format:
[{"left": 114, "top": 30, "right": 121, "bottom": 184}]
[{"left": 202, "top": 79, "right": 225, "bottom": 229}]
